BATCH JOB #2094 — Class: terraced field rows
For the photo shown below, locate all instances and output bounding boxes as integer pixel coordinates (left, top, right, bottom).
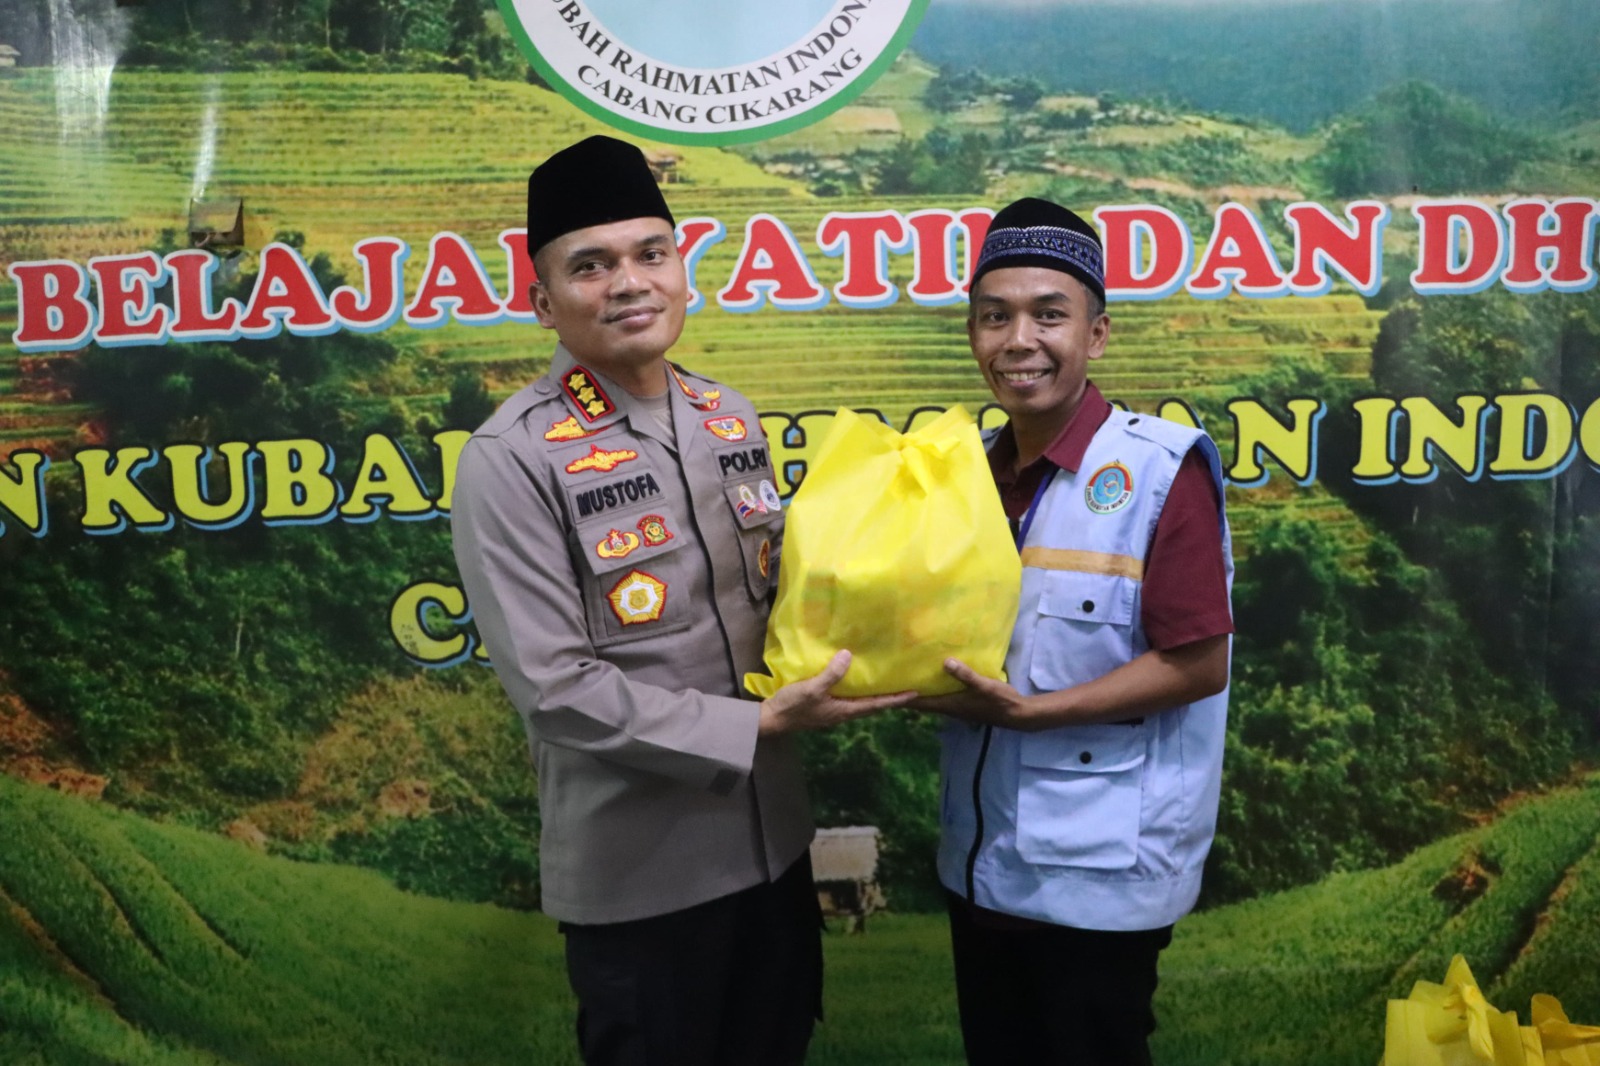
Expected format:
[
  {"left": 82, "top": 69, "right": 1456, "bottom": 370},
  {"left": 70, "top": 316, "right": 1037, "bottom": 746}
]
[{"left": 3, "top": 69, "right": 1386, "bottom": 556}]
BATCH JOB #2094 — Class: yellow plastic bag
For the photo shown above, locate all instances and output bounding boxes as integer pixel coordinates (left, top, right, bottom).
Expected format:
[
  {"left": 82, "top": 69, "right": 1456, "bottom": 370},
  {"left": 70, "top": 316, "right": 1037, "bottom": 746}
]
[
  {"left": 1531, "top": 995, "right": 1600, "bottom": 1066},
  {"left": 745, "top": 406, "right": 1020, "bottom": 698},
  {"left": 1381, "top": 956, "right": 1531, "bottom": 1066}
]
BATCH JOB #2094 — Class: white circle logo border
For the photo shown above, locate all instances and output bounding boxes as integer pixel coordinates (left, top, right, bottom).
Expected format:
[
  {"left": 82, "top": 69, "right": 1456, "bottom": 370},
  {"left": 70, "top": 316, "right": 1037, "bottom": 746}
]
[{"left": 498, "top": 0, "right": 931, "bottom": 145}]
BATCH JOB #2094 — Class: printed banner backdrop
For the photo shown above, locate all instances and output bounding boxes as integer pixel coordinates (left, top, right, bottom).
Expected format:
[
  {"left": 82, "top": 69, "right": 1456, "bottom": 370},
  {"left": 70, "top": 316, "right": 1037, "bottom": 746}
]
[{"left": 3, "top": 0, "right": 1599, "bottom": 1062}]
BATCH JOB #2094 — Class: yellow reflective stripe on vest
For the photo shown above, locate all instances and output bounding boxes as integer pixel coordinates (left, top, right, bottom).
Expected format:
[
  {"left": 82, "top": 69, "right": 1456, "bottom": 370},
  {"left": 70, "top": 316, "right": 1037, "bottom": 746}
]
[{"left": 1018, "top": 547, "right": 1145, "bottom": 581}]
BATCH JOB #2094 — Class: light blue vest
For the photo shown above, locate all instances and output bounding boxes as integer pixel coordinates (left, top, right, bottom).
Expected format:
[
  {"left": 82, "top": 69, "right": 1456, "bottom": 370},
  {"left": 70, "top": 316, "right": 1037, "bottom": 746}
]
[{"left": 937, "top": 408, "right": 1234, "bottom": 931}]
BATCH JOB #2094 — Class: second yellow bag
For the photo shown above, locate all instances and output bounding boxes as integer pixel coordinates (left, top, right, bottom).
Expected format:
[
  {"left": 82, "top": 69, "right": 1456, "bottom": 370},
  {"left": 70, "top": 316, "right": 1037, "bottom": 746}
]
[{"left": 745, "top": 406, "right": 1021, "bottom": 698}]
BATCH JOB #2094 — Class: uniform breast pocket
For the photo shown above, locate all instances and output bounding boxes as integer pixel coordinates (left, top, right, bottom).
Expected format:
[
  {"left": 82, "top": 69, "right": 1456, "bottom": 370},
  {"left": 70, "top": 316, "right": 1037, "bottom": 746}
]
[
  {"left": 574, "top": 510, "right": 693, "bottom": 648},
  {"left": 1028, "top": 569, "right": 1138, "bottom": 692},
  {"left": 1015, "top": 725, "right": 1148, "bottom": 870},
  {"left": 721, "top": 480, "right": 782, "bottom": 601}
]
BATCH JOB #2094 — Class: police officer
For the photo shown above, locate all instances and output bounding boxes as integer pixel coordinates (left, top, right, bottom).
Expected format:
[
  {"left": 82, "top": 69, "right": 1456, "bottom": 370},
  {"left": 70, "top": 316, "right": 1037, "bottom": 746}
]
[
  {"left": 913, "top": 197, "right": 1235, "bottom": 1065},
  {"left": 450, "top": 135, "right": 911, "bottom": 1066}
]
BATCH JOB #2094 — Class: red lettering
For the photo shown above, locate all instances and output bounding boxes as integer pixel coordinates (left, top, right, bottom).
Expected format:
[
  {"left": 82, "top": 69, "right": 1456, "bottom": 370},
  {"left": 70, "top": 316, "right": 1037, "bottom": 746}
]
[
  {"left": 8, "top": 260, "right": 95, "bottom": 352},
  {"left": 404, "top": 232, "right": 504, "bottom": 327},
  {"left": 905, "top": 209, "right": 963, "bottom": 305},
  {"left": 1283, "top": 201, "right": 1388, "bottom": 296},
  {"left": 959, "top": 209, "right": 992, "bottom": 293},
  {"left": 88, "top": 252, "right": 169, "bottom": 344},
  {"left": 239, "top": 243, "right": 336, "bottom": 336},
  {"left": 675, "top": 217, "right": 726, "bottom": 314},
  {"left": 1501, "top": 198, "right": 1598, "bottom": 293},
  {"left": 1411, "top": 200, "right": 1505, "bottom": 294},
  {"left": 817, "top": 210, "right": 907, "bottom": 307},
  {"left": 717, "top": 214, "right": 826, "bottom": 311},
  {"left": 497, "top": 230, "right": 538, "bottom": 318},
  {"left": 1096, "top": 206, "right": 1190, "bottom": 300},
  {"left": 1188, "top": 204, "right": 1288, "bottom": 297},
  {"left": 330, "top": 237, "right": 408, "bottom": 331},
  {"left": 166, "top": 250, "right": 243, "bottom": 339}
]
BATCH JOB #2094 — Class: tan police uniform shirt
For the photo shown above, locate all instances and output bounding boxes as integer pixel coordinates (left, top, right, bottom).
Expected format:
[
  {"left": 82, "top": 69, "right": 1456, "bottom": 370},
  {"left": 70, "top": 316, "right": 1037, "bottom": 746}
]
[{"left": 451, "top": 345, "right": 811, "bottom": 925}]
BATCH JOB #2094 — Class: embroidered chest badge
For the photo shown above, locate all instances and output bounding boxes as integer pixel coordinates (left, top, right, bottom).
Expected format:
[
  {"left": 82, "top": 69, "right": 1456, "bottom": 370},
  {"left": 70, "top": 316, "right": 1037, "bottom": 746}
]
[
  {"left": 607, "top": 569, "right": 667, "bottom": 625},
  {"left": 1085, "top": 461, "right": 1134, "bottom": 515},
  {"left": 545, "top": 415, "right": 597, "bottom": 442},
  {"left": 565, "top": 444, "right": 639, "bottom": 474},
  {"left": 596, "top": 528, "right": 641, "bottom": 560},
  {"left": 704, "top": 416, "right": 748, "bottom": 442},
  {"left": 564, "top": 367, "right": 615, "bottom": 422},
  {"left": 637, "top": 514, "right": 673, "bottom": 546}
]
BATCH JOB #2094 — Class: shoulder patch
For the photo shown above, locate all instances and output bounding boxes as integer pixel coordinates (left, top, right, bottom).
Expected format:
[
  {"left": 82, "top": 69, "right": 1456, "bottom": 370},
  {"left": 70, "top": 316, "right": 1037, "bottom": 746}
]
[{"left": 563, "top": 366, "right": 616, "bottom": 422}]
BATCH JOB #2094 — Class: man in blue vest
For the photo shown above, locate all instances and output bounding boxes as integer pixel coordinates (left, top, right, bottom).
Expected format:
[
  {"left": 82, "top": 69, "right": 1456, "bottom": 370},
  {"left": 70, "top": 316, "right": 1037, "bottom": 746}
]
[{"left": 914, "top": 196, "right": 1234, "bottom": 1065}]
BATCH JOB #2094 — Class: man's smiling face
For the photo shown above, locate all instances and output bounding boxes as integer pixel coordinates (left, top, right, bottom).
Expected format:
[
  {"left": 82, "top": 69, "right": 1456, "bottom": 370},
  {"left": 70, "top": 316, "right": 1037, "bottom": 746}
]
[{"left": 968, "top": 265, "right": 1109, "bottom": 433}]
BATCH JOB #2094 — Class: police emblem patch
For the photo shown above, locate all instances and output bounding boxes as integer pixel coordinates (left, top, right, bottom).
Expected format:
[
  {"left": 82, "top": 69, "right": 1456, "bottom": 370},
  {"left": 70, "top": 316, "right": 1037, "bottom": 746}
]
[
  {"left": 757, "top": 538, "right": 771, "bottom": 578},
  {"left": 565, "top": 444, "right": 640, "bottom": 474},
  {"left": 1085, "top": 461, "right": 1135, "bottom": 515},
  {"left": 737, "top": 483, "right": 764, "bottom": 518},
  {"left": 704, "top": 416, "right": 748, "bottom": 442},
  {"left": 637, "top": 514, "right": 673, "bottom": 547},
  {"left": 564, "top": 367, "right": 616, "bottom": 422},
  {"left": 545, "top": 415, "right": 597, "bottom": 442},
  {"left": 758, "top": 479, "right": 782, "bottom": 512},
  {"left": 607, "top": 569, "right": 667, "bottom": 625},
  {"left": 693, "top": 389, "right": 722, "bottom": 412},
  {"left": 596, "top": 528, "right": 641, "bottom": 560}
]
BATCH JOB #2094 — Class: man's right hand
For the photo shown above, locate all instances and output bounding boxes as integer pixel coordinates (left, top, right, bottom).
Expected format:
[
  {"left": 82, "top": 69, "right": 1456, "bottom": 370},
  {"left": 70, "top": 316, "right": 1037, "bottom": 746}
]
[{"left": 757, "top": 650, "right": 916, "bottom": 735}]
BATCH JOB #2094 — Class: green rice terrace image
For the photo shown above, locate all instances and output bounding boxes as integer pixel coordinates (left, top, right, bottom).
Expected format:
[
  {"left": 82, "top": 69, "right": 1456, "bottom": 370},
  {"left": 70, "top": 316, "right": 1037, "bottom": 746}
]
[
  {"left": 5, "top": 771, "right": 1600, "bottom": 1064},
  {"left": 4, "top": 30, "right": 1600, "bottom": 1064}
]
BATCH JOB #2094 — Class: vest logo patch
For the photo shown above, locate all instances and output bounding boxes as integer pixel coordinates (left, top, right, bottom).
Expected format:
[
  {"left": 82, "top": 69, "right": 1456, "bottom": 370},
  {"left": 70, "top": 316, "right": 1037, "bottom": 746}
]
[
  {"left": 566, "top": 444, "right": 639, "bottom": 475},
  {"left": 1085, "top": 461, "right": 1134, "bottom": 515},
  {"left": 596, "top": 529, "right": 642, "bottom": 560},
  {"left": 704, "top": 416, "right": 748, "bottom": 442},
  {"left": 607, "top": 569, "right": 667, "bottom": 626}
]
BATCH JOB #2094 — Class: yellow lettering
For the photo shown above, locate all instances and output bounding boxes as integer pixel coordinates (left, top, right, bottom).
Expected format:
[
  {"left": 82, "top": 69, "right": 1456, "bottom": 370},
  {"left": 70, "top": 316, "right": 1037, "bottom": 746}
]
[
  {"left": 1580, "top": 396, "right": 1600, "bottom": 470},
  {"left": 1226, "top": 398, "right": 1324, "bottom": 485},
  {"left": 0, "top": 450, "right": 49, "bottom": 537},
  {"left": 1155, "top": 400, "right": 1202, "bottom": 430},
  {"left": 1490, "top": 392, "right": 1575, "bottom": 477},
  {"left": 433, "top": 430, "right": 470, "bottom": 513},
  {"left": 258, "top": 439, "right": 339, "bottom": 521},
  {"left": 1352, "top": 397, "right": 1398, "bottom": 481},
  {"left": 1397, "top": 395, "right": 1489, "bottom": 479},
  {"left": 167, "top": 441, "right": 254, "bottom": 528},
  {"left": 760, "top": 410, "right": 843, "bottom": 498},
  {"left": 77, "top": 446, "right": 170, "bottom": 532},
  {"left": 340, "top": 433, "right": 434, "bottom": 520},
  {"left": 390, "top": 581, "right": 476, "bottom": 666}
]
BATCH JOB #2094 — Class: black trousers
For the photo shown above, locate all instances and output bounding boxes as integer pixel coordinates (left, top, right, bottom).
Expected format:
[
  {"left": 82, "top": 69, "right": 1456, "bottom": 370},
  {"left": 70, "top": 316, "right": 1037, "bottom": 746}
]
[
  {"left": 946, "top": 892, "right": 1173, "bottom": 1066},
  {"left": 560, "top": 855, "right": 823, "bottom": 1066}
]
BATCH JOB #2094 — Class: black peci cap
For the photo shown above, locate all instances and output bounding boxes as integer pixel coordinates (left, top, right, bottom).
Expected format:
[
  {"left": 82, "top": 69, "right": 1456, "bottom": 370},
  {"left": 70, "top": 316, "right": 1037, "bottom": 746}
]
[
  {"left": 971, "top": 196, "right": 1105, "bottom": 301},
  {"left": 526, "top": 135, "right": 676, "bottom": 260}
]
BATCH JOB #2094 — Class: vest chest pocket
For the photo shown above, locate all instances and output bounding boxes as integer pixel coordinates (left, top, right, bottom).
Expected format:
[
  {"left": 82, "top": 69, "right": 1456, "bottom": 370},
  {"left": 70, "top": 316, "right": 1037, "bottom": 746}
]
[
  {"left": 1015, "top": 724, "right": 1148, "bottom": 871},
  {"left": 1028, "top": 570, "right": 1138, "bottom": 692}
]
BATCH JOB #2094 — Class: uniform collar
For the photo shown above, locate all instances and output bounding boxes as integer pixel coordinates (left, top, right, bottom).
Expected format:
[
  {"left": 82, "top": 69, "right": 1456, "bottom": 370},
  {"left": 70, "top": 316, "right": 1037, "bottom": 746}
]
[
  {"left": 546, "top": 344, "right": 691, "bottom": 448},
  {"left": 990, "top": 381, "right": 1112, "bottom": 476}
]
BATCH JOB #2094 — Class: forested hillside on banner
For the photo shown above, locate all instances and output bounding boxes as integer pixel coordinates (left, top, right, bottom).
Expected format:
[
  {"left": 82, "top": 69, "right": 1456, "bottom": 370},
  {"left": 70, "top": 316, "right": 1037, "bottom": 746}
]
[{"left": 3, "top": 0, "right": 1599, "bottom": 1060}]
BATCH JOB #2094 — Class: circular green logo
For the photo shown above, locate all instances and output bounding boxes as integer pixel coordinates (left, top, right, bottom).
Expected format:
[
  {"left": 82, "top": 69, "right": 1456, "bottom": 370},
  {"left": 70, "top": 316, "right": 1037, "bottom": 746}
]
[{"left": 497, "top": 0, "right": 930, "bottom": 145}]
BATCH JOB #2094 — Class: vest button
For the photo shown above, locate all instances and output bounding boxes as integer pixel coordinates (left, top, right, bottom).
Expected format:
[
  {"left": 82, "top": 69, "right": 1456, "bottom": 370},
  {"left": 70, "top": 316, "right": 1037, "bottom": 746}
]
[
  {"left": 1079, "top": 751, "right": 1092, "bottom": 764},
  {"left": 1081, "top": 600, "right": 1095, "bottom": 613}
]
